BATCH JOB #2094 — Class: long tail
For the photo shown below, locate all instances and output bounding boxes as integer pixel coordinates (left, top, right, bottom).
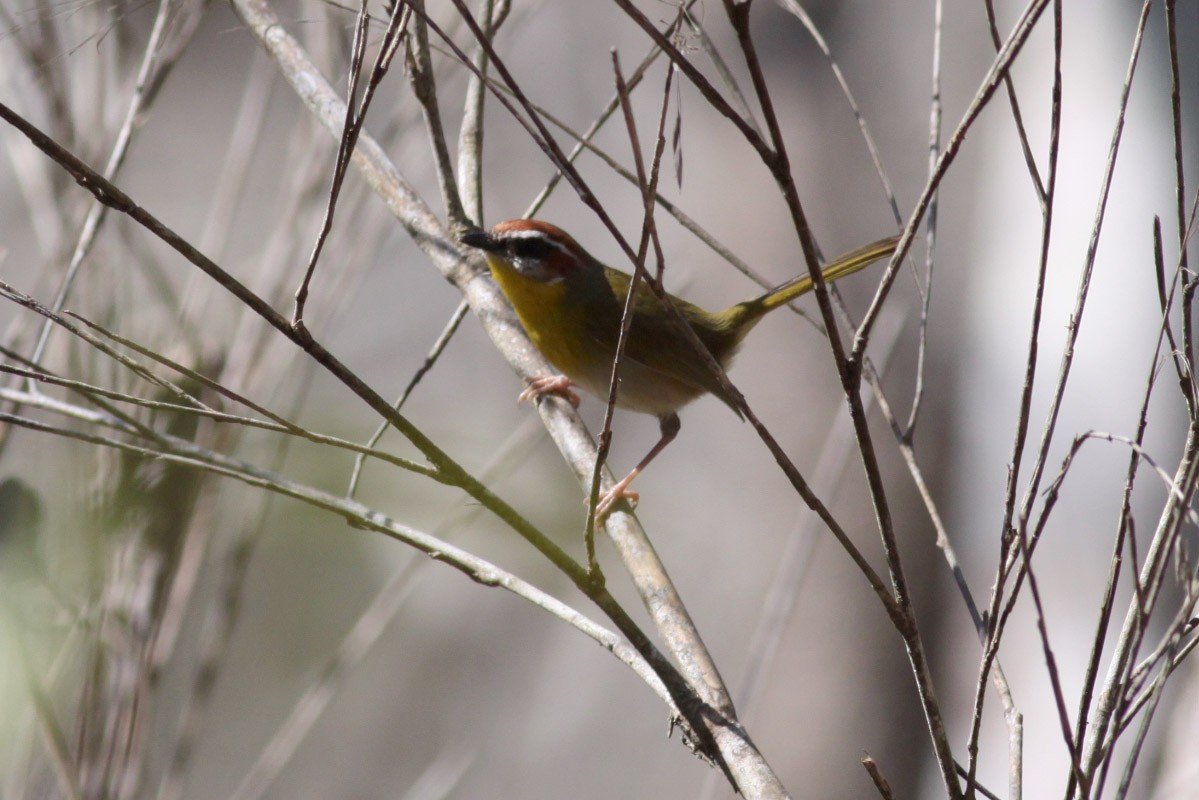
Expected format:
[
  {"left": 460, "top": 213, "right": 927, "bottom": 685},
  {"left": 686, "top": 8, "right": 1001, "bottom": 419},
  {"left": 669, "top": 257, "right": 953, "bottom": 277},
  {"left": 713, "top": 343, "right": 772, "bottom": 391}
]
[
  {"left": 756, "top": 234, "right": 899, "bottom": 314},
  {"left": 709, "top": 234, "right": 899, "bottom": 348}
]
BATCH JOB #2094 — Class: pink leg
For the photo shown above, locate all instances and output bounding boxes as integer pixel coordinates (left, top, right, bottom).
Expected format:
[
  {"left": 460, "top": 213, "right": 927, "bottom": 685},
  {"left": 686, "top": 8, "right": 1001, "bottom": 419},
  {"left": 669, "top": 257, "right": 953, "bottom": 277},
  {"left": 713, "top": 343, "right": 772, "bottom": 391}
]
[
  {"left": 596, "top": 413, "right": 681, "bottom": 520},
  {"left": 518, "top": 375, "right": 581, "bottom": 409}
]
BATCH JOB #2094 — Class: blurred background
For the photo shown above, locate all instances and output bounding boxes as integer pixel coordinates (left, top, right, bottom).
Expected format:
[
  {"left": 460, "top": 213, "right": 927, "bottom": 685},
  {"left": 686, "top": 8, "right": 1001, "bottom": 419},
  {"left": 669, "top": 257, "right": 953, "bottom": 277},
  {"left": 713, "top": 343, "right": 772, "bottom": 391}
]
[{"left": 1, "top": 0, "right": 1198, "bottom": 798}]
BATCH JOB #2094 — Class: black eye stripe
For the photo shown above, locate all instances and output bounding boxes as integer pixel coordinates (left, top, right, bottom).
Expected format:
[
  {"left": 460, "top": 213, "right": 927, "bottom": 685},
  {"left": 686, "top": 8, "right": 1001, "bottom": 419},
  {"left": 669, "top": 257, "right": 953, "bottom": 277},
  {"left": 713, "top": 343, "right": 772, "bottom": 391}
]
[
  {"left": 499, "top": 230, "right": 573, "bottom": 261},
  {"left": 510, "top": 237, "right": 554, "bottom": 259}
]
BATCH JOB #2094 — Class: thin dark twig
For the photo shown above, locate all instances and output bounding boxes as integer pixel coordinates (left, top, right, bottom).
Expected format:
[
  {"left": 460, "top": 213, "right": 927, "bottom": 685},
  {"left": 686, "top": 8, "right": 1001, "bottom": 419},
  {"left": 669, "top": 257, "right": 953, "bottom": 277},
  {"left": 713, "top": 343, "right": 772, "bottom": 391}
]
[
  {"left": 904, "top": 0, "right": 942, "bottom": 436},
  {"left": 0, "top": 283, "right": 210, "bottom": 420},
  {"left": 1014, "top": 0, "right": 1151, "bottom": 532},
  {"left": 457, "top": 0, "right": 509, "bottom": 223},
  {"left": 681, "top": 7, "right": 761, "bottom": 139},
  {"left": 1164, "top": 0, "right": 1194, "bottom": 414},
  {"left": 347, "top": 300, "right": 470, "bottom": 498},
  {"left": 64, "top": 311, "right": 296, "bottom": 431},
  {"left": 407, "top": 1, "right": 467, "bottom": 225},
  {"left": 981, "top": 0, "right": 1046, "bottom": 204},
  {"left": 1012, "top": 503, "right": 1089, "bottom": 793},
  {"left": 862, "top": 755, "right": 896, "bottom": 800},
  {"left": 608, "top": 0, "right": 772, "bottom": 160},
  {"left": 1068, "top": 433, "right": 1199, "bottom": 527},
  {"left": 776, "top": 0, "right": 909, "bottom": 271},
  {"left": 584, "top": 54, "right": 676, "bottom": 566},
  {"left": 523, "top": 4, "right": 698, "bottom": 219},
  {"left": 1069, "top": 225, "right": 1173, "bottom": 796},
  {"left": 1152, "top": 218, "right": 1191, "bottom": 406},
  {"left": 758, "top": 10, "right": 1007, "bottom": 747},
  {"left": 292, "top": 2, "right": 409, "bottom": 327},
  {"left": 968, "top": 3, "right": 1063, "bottom": 790},
  {"left": 292, "top": 1, "right": 371, "bottom": 327},
  {"left": 957, "top": 762, "right": 1005, "bottom": 800},
  {"left": 584, "top": 53, "right": 647, "bottom": 569},
  {"left": 852, "top": 0, "right": 1052, "bottom": 357},
  {"left": 721, "top": 0, "right": 959, "bottom": 794}
]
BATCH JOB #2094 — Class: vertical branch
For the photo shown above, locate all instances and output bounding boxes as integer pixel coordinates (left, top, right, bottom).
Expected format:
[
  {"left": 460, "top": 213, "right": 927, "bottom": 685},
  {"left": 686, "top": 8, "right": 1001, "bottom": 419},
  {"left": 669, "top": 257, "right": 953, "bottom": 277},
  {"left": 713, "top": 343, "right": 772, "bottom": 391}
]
[
  {"left": 407, "top": 0, "right": 468, "bottom": 224},
  {"left": 290, "top": 0, "right": 371, "bottom": 328},
  {"left": 291, "top": 2, "right": 409, "bottom": 328},
  {"left": 1067, "top": 219, "right": 1177, "bottom": 777},
  {"left": 457, "top": 0, "right": 509, "bottom": 222},
  {"left": 523, "top": 7, "right": 696, "bottom": 219},
  {"left": 967, "top": 1, "right": 1063, "bottom": 791},
  {"left": 584, "top": 55, "right": 676, "bottom": 553},
  {"left": 1013, "top": 0, "right": 1152, "bottom": 532},
  {"left": 904, "top": 0, "right": 942, "bottom": 435},
  {"left": 1012, "top": 514, "right": 1089, "bottom": 793},
  {"left": 719, "top": 1, "right": 958, "bottom": 795},
  {"left": 851, "top": 0, "right": 1053, "bottom": 354},
  {"left": 981, "top": 0, "right": 1047, "bottom": 203},
  {"left": 1164, "top": 0, "right": 1194, "bottom": 414}
]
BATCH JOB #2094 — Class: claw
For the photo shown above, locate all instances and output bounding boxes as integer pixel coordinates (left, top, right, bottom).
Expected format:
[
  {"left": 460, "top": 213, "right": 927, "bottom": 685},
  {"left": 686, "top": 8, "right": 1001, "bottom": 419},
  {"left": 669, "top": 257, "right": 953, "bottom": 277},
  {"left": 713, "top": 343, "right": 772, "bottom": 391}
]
[
  {"left": 519, "top": 375, "right": 581, "bottom": 409},
  {"left": 590, "top": 413, "right": 680, "bottom": 523},
  {"left": 594, "top": 484, "right": 639, "bottom": 520}
]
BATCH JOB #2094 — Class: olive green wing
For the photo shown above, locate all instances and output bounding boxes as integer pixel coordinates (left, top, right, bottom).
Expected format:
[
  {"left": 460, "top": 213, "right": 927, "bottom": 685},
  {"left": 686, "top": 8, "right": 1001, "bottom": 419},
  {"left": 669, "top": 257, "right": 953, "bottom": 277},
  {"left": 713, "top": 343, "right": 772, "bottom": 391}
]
[{"left": 584, "top": 268, "right": 743, "bottom": 414}]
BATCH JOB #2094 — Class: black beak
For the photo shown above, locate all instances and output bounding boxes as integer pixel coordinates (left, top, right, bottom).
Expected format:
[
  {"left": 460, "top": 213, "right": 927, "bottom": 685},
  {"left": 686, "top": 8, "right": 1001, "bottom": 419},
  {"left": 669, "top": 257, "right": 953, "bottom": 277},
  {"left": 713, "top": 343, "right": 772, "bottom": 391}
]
[{"left": 459, "top": 227, "right": 497, "bottom": 252}]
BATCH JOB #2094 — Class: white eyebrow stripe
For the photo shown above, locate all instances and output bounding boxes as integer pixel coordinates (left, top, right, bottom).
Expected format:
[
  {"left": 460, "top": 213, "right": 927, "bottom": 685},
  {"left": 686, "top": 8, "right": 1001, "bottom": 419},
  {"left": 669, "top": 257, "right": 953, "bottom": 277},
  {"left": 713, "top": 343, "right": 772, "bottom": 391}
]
[{"left": 500, "top": 228, "right": 573, "bottom": 257}]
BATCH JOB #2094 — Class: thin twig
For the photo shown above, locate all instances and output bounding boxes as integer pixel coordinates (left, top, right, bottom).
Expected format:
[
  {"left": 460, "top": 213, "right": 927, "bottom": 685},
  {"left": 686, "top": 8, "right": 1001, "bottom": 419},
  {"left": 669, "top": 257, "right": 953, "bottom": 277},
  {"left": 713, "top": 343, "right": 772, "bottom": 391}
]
[
  {"left": 966, "top": 2, "right": 1063, "bottom": 792},
  {"left": 1164, "top": 0, "right": 1194, "bottom": 413},
  {"left": 981, "top": 0, "right": 1046, "bottom": 204},
  {"left": 1069, "top": 224, "right": 1175, "bottom": 797},
  {"left": 522, "top": 3, "right": 698, "bottom": 219},
  {"left": 722, "top": 0, "right": 959, "bottom": 794},
  {"left": 456, "top": 0, "right": 509, "bottom": 223},
  {"left": 291, "top": 1, "right": 409, "bottom": 327},
  {"left": 347, "top": 299, "right": 470, "bottom": 498},
  {"left": 583, "top": 53, "right": 677, "bottom": 563},
  {"left": 862, "top": 754, "right": 896, "bottom": 800},
  {"left": 904, "top": 0, "right": 942, "bottom": 435},
  {"left": 407, "top": 0, "right": 467, "bottom": 224},
  {"left": 28, "top": 0, "right": 199, "bottom": 370}
]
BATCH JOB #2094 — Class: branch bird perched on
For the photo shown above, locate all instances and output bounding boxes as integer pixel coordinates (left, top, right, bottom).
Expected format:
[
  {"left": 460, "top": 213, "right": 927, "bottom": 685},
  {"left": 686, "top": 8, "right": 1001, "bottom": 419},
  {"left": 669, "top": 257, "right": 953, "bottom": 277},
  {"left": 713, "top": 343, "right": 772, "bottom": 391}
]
[{"left": 461, "top": 219, "right": 899, "bottom": 519}]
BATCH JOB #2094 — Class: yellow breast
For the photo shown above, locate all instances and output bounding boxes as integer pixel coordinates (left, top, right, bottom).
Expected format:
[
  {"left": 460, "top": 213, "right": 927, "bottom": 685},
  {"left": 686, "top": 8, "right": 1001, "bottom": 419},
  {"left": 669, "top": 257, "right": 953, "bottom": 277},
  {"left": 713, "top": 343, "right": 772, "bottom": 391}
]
[
  {"left": 486, "top": 255, "right": 712, "bottom": 415},
  {"left": 487, "top": 258, "right": 598, "bottom": 381}
]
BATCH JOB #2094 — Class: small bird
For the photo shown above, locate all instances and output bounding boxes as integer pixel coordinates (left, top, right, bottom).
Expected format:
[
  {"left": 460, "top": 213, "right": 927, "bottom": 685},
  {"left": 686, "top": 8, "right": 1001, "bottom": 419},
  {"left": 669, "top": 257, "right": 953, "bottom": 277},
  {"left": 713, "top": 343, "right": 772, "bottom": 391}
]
[{"left": 461, "top": 219, "right": 898, "bottom": 518}]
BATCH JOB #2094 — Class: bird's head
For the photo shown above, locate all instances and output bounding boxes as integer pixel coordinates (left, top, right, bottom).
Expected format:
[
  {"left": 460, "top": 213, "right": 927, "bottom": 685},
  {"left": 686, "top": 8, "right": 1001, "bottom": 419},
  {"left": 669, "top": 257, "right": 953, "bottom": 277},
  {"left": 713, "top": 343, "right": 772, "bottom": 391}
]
[{"left": 460, "top": 219, "right": 593, "bottom": 284}]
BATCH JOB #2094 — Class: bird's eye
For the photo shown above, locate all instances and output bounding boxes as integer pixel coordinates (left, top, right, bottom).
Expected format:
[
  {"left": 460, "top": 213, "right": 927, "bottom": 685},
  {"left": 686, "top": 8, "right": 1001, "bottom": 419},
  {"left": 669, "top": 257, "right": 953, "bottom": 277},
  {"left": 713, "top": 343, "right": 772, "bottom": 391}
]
[{"left": 509, "top": 237, "right": 554, "bottom": 261}]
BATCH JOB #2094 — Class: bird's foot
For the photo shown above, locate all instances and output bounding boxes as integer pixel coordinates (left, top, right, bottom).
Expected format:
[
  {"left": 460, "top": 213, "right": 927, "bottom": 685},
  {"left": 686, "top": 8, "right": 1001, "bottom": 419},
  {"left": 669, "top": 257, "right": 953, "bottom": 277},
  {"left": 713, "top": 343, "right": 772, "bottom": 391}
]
[
  {"left": 594, "top": 480, "right": 639, "bottom": 521},
  {"left": 519, "top": 375, "right": 581, "bottom": 409}
]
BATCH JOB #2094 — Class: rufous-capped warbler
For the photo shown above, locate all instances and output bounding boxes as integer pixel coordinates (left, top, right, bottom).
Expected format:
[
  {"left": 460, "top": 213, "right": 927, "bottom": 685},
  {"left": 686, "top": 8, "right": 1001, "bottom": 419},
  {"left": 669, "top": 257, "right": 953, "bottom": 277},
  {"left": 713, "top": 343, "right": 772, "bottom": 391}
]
[{"left": 461, "top": 220, "right": 898, "bottom": 518}]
